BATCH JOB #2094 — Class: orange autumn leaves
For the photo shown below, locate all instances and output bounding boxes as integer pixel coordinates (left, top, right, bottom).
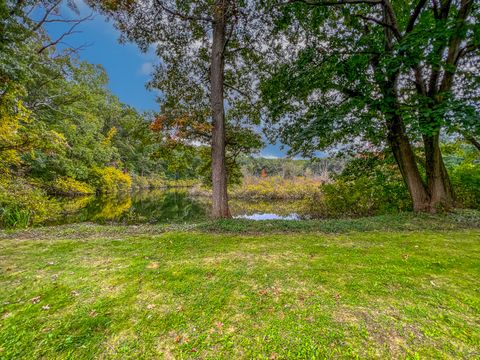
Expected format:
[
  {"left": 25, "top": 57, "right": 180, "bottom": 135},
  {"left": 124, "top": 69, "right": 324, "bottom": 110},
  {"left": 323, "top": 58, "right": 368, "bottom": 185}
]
[{"left": 150, "top": 112, "right": 212, "bottom": 143}]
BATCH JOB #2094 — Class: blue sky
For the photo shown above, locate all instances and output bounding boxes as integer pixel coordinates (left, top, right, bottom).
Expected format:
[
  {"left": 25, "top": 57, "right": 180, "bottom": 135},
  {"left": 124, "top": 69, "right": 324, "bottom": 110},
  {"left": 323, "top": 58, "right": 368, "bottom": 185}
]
[{"left": 44, "top": 1, "right": 289, "bottom": 158}]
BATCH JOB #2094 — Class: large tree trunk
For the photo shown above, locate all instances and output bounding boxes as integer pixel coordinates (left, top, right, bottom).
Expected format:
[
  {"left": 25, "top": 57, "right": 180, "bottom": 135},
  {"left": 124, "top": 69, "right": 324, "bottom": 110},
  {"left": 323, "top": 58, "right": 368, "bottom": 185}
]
[
  {"left": 423, "top": 133, "right": 455, "bottom": 211},
  {"left": 386, "top": 116, "right": 431, "bottom": 212},
  {"left": 210, "top": 4, "right": 231, "bottom": 219}
]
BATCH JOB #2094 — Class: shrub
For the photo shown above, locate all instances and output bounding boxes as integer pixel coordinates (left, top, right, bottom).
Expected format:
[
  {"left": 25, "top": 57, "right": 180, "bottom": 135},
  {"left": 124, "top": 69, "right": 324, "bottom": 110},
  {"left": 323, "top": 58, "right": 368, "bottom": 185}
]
[
  {"left": 314, "top": 177, "right": 411, "bottom": 218},
  {"left": 50, "top": 176, "right": 95, "bottom": 196},
  {"left": 310, "top": 154, "right": 411, "bottom": 218},
  {"left": 451, "top": 162, "right": 480, "bottom": 209},
  {"left": 0, "top": 177, "right": 61, "bottom": 228},
  {"left": 90, "top": 167, "right": 132, "bottom": 194},
  {"left": 231, "top": 176, "right": 322, "bottom": 200},
  {"left": 0, "top": 207, "right": 31, "bottom": 229}
]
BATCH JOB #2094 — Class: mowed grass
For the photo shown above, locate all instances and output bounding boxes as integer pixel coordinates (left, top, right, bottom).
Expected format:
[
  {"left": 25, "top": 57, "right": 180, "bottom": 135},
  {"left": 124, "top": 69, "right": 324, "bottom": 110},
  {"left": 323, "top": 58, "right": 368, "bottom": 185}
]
[{"left": 0, "top": 228, "right": 479, "bottom": 359}]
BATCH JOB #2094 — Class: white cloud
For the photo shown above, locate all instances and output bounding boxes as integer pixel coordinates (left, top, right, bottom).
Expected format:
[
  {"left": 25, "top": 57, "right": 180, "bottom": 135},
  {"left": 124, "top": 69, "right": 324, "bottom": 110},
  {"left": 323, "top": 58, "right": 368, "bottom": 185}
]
[
  {"left": 256, "top": 154, "right": 279, "bottom": 159},
  {"left": 139, "top": 62, "right": 154, "bottom": 75}
]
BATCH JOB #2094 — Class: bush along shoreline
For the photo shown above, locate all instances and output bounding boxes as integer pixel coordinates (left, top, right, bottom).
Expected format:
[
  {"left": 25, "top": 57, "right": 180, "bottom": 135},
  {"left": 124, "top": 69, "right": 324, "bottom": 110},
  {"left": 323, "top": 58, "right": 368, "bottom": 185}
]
[{"left": 0, "top": 172, "right": 204, "bottom": 229}]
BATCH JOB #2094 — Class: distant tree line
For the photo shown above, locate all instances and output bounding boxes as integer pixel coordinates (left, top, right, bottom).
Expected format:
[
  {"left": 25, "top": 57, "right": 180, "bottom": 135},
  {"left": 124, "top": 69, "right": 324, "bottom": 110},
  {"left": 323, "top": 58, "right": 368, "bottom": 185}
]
[{"left": 239, "top": 157, "right": 345, "bottom": 180}]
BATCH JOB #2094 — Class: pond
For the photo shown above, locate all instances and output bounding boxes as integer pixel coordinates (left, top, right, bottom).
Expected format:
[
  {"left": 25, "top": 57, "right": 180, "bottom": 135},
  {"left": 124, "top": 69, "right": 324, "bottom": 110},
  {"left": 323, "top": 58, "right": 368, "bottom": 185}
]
[{"left": 45, "top": 189, "right": 312, "bottom": 226}]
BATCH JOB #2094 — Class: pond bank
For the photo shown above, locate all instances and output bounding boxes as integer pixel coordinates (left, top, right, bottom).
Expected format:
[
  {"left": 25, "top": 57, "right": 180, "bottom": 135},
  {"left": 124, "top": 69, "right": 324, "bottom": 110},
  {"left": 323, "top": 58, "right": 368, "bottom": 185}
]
[{"left": 3, "top": 210, "right": 479, "bottom": 239}]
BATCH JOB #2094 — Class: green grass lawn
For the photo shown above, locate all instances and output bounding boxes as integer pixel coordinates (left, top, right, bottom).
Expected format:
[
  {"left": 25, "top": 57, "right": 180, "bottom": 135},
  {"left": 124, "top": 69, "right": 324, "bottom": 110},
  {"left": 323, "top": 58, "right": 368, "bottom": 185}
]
[{"left": 1, "top": 218, "right": 480, "bottom": 358}]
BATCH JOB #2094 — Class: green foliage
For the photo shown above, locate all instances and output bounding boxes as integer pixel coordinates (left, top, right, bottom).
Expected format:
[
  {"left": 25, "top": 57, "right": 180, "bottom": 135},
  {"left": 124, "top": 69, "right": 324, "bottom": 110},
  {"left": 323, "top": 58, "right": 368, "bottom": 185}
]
[
  {"left": 317, "top": 178, "right": 410, "bottom": 218},
  {"left": 0, "top": 177, "right": 60, "bottom": 228},
  {"left": 198, "top": 147, "right": 244, "bottom": 188},
  {"left": 0, "top": 207, "right": 31, "bottom": 229},
  {"left": 90, "top": 167, "right": 132, "bottom": 194},
  {"left": 1, "top": 1, "right": 208, "bottom": 228},
  {"left": 259, "top": 0, "right": 479, "bottom": 209},
  {"left": 451, "top": 163, "right": 480, "bottom": 209},
  {"left": 443, "top": 142, "right": 480, "bottom": 209},
  {"left": 312, "top": 155, "right": 411, "bottom": 218}
]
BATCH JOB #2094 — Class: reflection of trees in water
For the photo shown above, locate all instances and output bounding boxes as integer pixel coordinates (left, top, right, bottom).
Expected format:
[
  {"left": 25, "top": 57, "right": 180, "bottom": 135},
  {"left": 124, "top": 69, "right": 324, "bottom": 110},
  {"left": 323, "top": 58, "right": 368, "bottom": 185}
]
[
  {"left": 56, "top": 190, "right": 208, "bottom": 224},
  {"left": 90, "top": 194, "right": 132, "bottom": 221},
  {"left": 129, "top": 190, "right": 207, "bottom": 223},
  {"left": 58, "top": 196, "right": 95, "bottom": 214},
  {"left": 50, "top": 190, "right": 310, "bottom": 225}
]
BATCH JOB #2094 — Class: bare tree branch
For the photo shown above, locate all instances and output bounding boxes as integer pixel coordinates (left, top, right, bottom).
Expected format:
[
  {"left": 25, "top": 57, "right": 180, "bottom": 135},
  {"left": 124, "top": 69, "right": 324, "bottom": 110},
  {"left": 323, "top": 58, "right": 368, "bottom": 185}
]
[
  {"left": 37, "top": 14, "right": 93, "bottom": 54},
  {"left": 31, "top": 0, "right": 62, "bottom": 32},
  {"left": 154, "top": 0, "right": 213, "bottom": 23}
]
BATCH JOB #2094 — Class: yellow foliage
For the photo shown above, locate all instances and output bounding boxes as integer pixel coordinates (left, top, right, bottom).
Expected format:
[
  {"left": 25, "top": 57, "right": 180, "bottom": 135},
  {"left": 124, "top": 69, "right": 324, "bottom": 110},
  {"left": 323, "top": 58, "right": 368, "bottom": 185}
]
[
  {"left": 0, "top": 100, "right": 32, "bottom": 172},
  {"left": 91, "top": 166, "right": 132, "bottom": 193},
  {"left": 231, "top": 176, "right": 322, "bottom": 200},
  {"left": 92, "top": 195, "right": 132, "bottom": 220},
  {"left": 51, "top": 177, "right": 95, "bottom": 196},
  {"left": 103, "top": 127, "right": 117, "bottom": 145}
]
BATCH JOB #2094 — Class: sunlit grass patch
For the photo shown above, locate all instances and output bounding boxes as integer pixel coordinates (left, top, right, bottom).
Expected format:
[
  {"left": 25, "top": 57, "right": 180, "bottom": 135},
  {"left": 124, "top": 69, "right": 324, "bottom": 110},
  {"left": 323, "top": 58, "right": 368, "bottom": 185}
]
[{"left": 0, "top": 230, "right": 479, "bottom": 359}]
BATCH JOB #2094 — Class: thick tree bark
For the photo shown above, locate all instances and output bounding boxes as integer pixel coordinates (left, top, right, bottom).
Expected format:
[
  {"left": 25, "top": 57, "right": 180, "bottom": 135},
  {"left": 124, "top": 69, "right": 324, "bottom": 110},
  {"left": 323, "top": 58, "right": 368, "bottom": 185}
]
[
  {"left": 379, "top": 4, "right": 431, "bottom": 213},
  {"left": 386, "top": 115, "right": 431, "bottom": 212},
  {"left": 210, "top": 4, "right": 231, "bottom": 219},
  {"left": 416, "top": 0, "right": 471, "bottom": 212},
  {"left": 423, "top": 133, "right": 455, "bottom": 211}
]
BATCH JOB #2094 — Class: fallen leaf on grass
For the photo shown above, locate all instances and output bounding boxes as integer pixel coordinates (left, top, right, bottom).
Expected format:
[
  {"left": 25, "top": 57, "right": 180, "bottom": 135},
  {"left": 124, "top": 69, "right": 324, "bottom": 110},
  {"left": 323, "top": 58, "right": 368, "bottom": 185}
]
[
  {"left": 215, "top": 321, "right": 224, "bottom": 330},
  {"left": 2, "top": 312, "right": 12, "bottom": 319}
]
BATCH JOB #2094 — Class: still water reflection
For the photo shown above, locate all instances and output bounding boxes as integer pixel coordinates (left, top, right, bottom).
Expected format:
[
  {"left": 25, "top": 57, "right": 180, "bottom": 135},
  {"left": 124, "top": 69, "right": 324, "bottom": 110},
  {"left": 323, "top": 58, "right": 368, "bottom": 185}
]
[{"left": 46, "top": 189, "right": 309, "bottom": 225}]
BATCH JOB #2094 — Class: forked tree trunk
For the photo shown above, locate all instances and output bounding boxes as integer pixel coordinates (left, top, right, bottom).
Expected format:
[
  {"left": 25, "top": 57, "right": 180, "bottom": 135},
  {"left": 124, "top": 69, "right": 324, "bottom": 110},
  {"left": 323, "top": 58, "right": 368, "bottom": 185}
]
[
  {"left": 210, "top": 4, "right": 231, "bottom": 219},
  {"left": 423, "top": 133, "right": 455, "bottom": 211},
  {"left": 386, "top": 115, "right": 431, "bottom": 212}
]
